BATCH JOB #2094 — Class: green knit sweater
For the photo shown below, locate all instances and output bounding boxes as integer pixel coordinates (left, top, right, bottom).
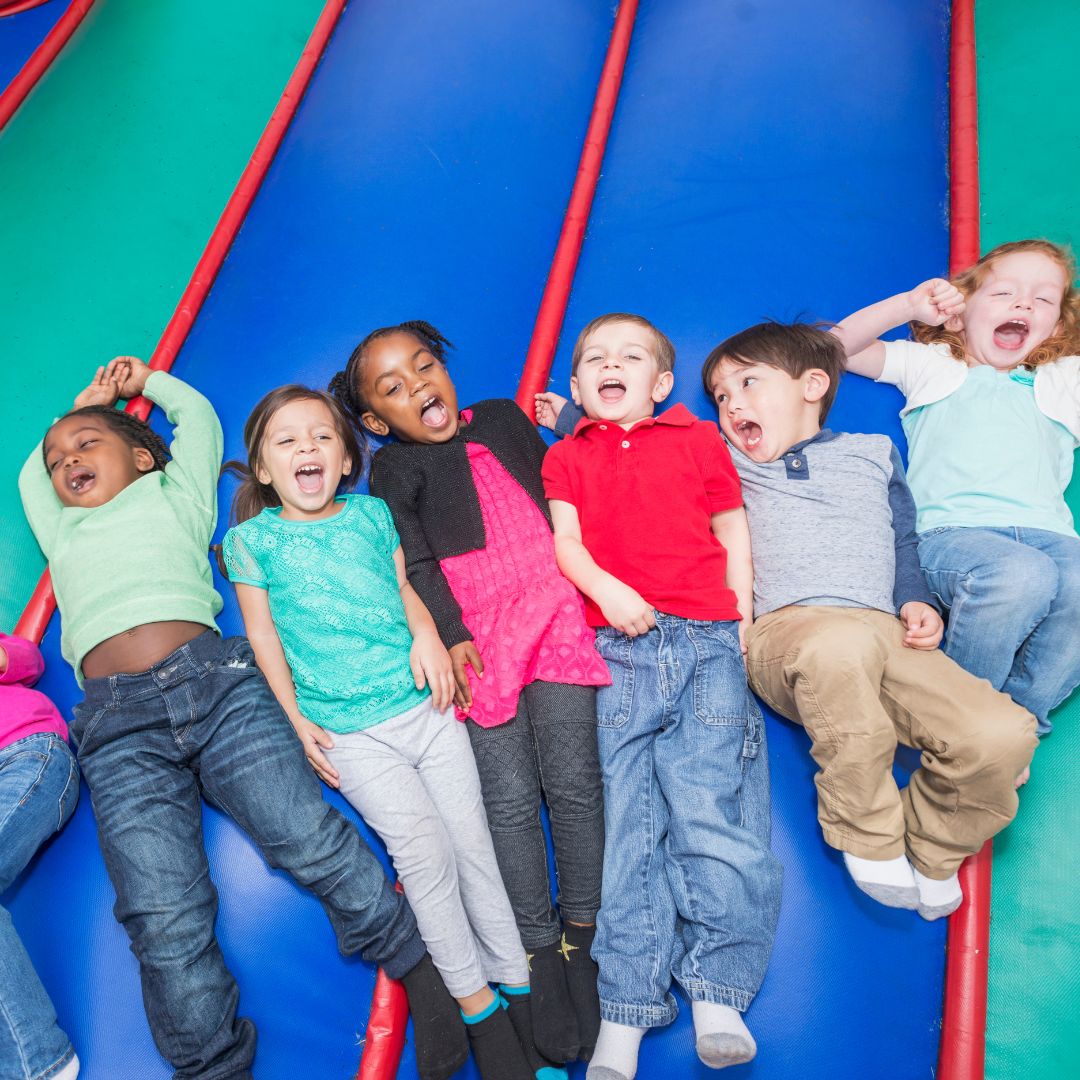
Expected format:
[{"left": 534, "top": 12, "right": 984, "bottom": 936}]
[{"left": 19, "top": 371, "right": 224, "bottom": 683}]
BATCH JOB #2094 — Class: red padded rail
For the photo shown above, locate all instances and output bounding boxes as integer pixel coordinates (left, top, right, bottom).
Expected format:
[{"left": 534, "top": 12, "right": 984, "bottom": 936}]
[
  {"left": 938, "top": 4, "right": 988, "bottom": 1080},
  {"left": 514, "top": 0, "right": 639, "bottom": 412},
  {"left": 0, "top": 0, "right": 95, "bottom": 130}
]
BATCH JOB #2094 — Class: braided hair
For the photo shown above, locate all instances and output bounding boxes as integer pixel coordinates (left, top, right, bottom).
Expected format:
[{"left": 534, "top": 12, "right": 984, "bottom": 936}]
[
  {"left": 42, "top": 405, "right": 170, "bottom": 473},
  {"left": 329, "top": 320, "right": 454, "bottom": 424}
]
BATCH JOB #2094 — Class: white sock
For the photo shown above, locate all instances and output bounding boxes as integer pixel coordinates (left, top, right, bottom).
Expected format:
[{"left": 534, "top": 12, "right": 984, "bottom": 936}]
[
  {"left": 586, "top": 1020, "right": 646, "bottom": 1080},
  {"left": 913, "top": 867, "right": 963, "bottom": 920},
  {"left": 842, "top": 852, "right": 918, "bottom": 909},
  {"left": 55, "top": 1054, "right": 80, "bottom": 1080},
  {"left": 691, "top": 1001, "right": 756, "bottom": 1068}
]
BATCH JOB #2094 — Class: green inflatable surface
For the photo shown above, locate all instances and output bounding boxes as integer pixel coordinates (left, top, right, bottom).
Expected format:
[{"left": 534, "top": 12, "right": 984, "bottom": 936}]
[
  {"left": 979, "top": 2, "right": 1080, "bottom": 1076},
  {"left": 0, "top": 0, "right": 324, "bottom": 630}
]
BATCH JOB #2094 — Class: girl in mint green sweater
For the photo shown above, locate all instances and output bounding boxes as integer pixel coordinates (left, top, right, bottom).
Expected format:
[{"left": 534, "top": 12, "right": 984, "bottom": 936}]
[{"left": 19, "top": 357, "right": 464, "bottom": 1080}]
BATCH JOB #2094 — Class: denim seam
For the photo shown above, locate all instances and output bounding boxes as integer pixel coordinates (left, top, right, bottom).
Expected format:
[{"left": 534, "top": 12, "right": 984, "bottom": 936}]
[{"left": 680, "top": 979, "right": 753, "bottom": 1011}]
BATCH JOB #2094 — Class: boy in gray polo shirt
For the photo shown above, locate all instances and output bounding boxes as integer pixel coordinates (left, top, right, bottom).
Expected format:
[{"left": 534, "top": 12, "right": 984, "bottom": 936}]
[{"left": 703, "top": 322, "right": 1036, "bottom": 920}]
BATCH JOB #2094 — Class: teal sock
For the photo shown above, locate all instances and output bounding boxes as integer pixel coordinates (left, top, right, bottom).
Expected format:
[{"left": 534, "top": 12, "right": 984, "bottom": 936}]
[{"left": 462, "top": 993, "right": 504, "bottom": 1025}]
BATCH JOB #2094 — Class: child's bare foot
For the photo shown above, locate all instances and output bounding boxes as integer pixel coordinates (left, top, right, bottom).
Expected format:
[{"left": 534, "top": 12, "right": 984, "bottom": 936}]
[{"left": 1015, "top": 765, "right": 1031, "bottom": 788}]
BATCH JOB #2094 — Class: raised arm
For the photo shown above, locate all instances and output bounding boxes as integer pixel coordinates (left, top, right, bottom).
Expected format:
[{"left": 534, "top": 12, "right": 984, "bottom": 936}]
[
  {"left": 831, "top": 279, "right": 965, "bottom": 379},
  {"left": 549, "top": 499, "right": 655, "bottom": 637}
]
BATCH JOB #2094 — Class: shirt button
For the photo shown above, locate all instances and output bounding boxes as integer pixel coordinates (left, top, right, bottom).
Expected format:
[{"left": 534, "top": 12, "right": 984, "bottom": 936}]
[
  {"left": 621, "top": 440, "right": 630, "bottom": 449},
  {"left": 599, "top": 424, "right": 607, "bottom": 430},
  {"left": 791, "top": 458, "right": 802, "bottom": 469}
]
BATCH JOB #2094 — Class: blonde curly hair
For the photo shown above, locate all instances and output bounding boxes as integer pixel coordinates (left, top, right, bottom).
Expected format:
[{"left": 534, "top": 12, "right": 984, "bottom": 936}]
[{"left": 911, "top": 239, "right": 1080, "bottom": 368}]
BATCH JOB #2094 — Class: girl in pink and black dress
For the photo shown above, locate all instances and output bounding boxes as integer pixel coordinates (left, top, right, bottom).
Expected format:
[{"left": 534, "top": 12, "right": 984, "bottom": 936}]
[{"left": 330, "top": 321, "right": 609, "bottom": 1071}]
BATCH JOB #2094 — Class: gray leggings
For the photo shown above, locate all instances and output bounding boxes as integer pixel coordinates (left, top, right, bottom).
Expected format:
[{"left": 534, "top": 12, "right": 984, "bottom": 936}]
[
  {"left": 467, "top": 681, "right": 605, "bottom": 950},
  {"left": 326, "top": 697, "right": 528, "bottom": 997}
]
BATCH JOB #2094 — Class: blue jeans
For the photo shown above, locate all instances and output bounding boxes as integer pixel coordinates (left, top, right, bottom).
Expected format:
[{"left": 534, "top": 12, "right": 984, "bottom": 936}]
[
  {"left": 0, "top": 733, "right": 79, "bottom": 1080},
  {"left": 71, "top": 632, "right": 424, "bottom": 1080},
  {"left": 918, "top": 526, "right": 1080, "bottom": 734},
  {"left": 592, "top": 615, "right": 782, "bottom": 1028}
]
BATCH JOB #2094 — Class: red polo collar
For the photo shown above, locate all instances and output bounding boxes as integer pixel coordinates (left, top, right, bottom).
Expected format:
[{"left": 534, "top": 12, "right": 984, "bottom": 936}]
[{"left": 570, "top": 402, "right": 697, "bottom": 437}]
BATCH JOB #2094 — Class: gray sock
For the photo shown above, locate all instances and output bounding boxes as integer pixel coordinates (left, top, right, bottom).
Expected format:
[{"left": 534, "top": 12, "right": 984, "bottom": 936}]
[{"left": 843, "top": 852, "right": 919, "bottom": 910}]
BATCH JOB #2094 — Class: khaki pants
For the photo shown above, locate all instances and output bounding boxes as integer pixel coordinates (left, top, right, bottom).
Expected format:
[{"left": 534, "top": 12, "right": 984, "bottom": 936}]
[{"left": 745, "top": 606, "right": 1037, "bottom": 878}]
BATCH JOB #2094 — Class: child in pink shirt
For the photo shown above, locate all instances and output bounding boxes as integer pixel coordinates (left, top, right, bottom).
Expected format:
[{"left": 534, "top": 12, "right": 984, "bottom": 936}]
[{"left": 1, "top": 632, "right": 81, "bottom": 1080}]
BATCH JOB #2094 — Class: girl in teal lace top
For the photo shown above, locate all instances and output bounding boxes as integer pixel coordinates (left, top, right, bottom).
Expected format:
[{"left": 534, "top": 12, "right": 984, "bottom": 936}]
[{"left": 222, "top": 385, "right": 554, "bottom": 1080}]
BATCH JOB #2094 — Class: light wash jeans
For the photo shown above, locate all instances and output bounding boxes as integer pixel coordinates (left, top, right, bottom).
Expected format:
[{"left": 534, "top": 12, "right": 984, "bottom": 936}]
[
  {"left": 0, "top": 733, "right": 79, "bottom": 1080},
  {"left": 592, "top": 615, "right": 782, "bottom": 1028},
  {"left": 918, "top": 525, "right": 1080, "bottom": 734}
]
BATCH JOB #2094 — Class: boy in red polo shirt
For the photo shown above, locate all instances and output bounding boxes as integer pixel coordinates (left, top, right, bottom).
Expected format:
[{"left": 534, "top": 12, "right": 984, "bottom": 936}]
[{"left": 541, "top": 314, "right": 782, "bottom": 1080}]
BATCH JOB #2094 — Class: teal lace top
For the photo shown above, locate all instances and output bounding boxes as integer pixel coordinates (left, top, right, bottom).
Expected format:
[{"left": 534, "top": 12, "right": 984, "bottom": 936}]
[{"left": 221, "top": 494, "right": 428, "bottom": 732}]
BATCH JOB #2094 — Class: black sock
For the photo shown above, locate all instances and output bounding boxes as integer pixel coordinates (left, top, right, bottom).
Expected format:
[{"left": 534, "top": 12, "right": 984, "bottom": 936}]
[
  {"left": 463, "top": 995, "right": 534, "bottom": 1080},
  {"left": 527, "top": 941, "right": 580, "bottom": 1062},
  {"left": 499, "top": 984, "right": 567, "bottom": 1078},
  {"left": 400, "top": 954, "right": 469, "bottom": 1080},
  {"left": 561, "top": 924, "right": 601, "bottom": 1061}
]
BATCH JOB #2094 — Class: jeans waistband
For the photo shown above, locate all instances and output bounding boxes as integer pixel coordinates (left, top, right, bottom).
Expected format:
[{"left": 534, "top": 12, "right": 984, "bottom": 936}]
[{"left": 80, "top": 629, "right": 227, "bottom": 709}]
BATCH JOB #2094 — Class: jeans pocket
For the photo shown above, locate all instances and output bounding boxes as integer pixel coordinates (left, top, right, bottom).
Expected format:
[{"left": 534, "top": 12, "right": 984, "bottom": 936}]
[
  {"left": 687, "top": 621, "right": 751, "bottom": 725},
  {"left": 214, "top": 636, "right": 259, "bottom": 677},
  {"left": 594, "top": 632, "right": 635, "bottom": 729},
  {"left": 742, "top": 700, "right": 764, "bottom": 761}
]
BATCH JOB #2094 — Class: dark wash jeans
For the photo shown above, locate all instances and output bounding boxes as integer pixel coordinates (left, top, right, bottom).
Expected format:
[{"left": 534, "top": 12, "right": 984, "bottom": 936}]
[{"left": 71, "top": 632, "right": 423, "bottom": 1080}]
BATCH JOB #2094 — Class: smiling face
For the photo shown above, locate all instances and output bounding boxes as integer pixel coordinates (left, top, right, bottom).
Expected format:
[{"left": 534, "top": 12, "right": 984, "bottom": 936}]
[
  {"left": 961, "top": 250, "right": 1067, "bottom": 370},
  {"left": 255, "top": 397, "right": 353, "bottom": 520},
  {"left": 44, "top": 414, "right": 155, "bottom": 508},
  {"left": 708, "top": 358, "right": 828, "bottom": 463},
  {"left": 358, "top": 332, "right": 461, "bottom": 444},
  {"left": 570, "top": 319, "right": 673, "bottom": 428}
]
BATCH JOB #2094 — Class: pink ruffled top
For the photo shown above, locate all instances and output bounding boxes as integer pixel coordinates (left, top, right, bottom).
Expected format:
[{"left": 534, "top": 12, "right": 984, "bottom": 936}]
[
  {"left": 439, "top": 433, "right": 610, "bottom": 728},
  {"left": 0, "top": 632, "right": 67, "bottom": 752}
]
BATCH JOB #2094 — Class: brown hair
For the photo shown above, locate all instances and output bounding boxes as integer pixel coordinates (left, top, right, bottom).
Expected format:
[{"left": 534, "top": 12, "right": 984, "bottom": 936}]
[
  {"left": 911, "top": 239, "right": 1080, "bottom": 368},
  {"left": 224, "top": 385, "right": 367, "bottom": 525},
  {"left": 569, "top": 313, "right": 675, "bottom": 375},
  {"left": 702, "top": 321, "right": 844, "bottom": 423}
]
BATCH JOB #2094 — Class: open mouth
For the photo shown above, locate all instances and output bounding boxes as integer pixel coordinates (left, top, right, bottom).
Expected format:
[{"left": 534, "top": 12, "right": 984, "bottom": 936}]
[
  {"left": 419, "top": 395, "right": 450, "bottom": 429},
  {"left": 993, "top": 319, "right": 1029, "bottom": 351},
  {"left": 735, "top": 419, "right": 763, "bottom": 451},
  {"left": 598, "top": 378, "right": 626, "bottom": 403},
  {"left": 67, "top": 466, "right": 96, "bottom": 494},
  {"left": 295, "top": 462, "right": 324, "bottom": 495}
]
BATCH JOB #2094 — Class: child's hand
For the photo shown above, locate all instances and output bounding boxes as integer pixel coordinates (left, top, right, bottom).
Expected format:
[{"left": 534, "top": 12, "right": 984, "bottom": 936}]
[
  {"left": 110, "top": 355, "right": 153, "bottom": 399},
  {"left": 906, "top": 279, "right": 965, "bottom": 328},
  {"left": 411, "top": 630, "right": 456, "bottom": 712},
  {"left": 448, "top": 641, "right": 484, "bottom": 712},
  {"left": 74, "top": 363, "right": 127, "bottom": 410},
  {"left": 900, "top": 602, "right": 944, "bottom": 650},
  {"left": 291, "top": 715, "right": 340, "bottom": 788},
  {"left": 534, "top": 391, "right": 568, "bottom": 431},
  {"left": 599, "top": 581, "right": 656, "bottom": 638}
]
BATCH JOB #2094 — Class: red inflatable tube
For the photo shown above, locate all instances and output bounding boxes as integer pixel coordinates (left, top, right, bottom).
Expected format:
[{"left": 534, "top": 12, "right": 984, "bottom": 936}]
[
  {"left": 514, "top": 0, "right": 640, "bottom": 413},
  {"left": 0, "top": 1, "right": 53, "bottom": 18},
  {"left": 938, "top": 4, "right": 987, "bottom": 1080},
  {"left": 0, "top": 0, "right": 95, "bottom": 130}
]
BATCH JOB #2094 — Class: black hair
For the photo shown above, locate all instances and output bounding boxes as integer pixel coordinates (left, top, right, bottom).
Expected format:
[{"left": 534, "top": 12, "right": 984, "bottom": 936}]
[
  {"left": 702, "top": 321, "right": 844, "bottom": 423},
  {"left": 42, "top": 405, "right": 170, "bottom": 473},
  {"left": 223, "top": 385, "right": 367, "bottom": 526},
  {"left": 329, "top": 320, "right": 454, "bottom": 422}
]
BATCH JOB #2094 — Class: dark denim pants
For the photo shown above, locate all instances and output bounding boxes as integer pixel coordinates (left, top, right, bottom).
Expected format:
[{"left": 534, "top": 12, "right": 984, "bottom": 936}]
[
  {"left": 592, "top": 615, "right": 782, "bottom": 1028},
  {"left": 466, "top": 680, "right": 605, "bottom": 949},
  {"left": 0, "top": 733, "right": 79, "bottom": 1080},
  {"left": 71, "top": 632, "right": 423, "bottom": 1080}
]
